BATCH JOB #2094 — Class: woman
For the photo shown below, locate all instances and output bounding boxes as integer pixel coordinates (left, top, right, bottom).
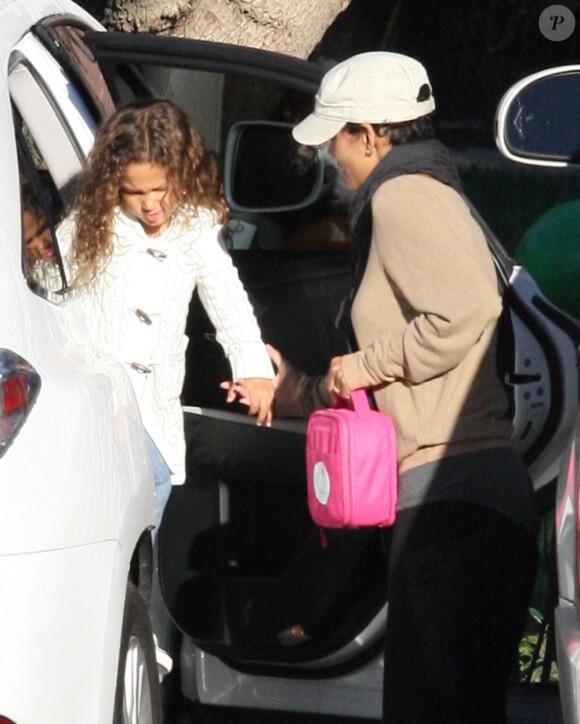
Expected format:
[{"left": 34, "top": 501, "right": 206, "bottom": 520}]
[{"left": 276, "top": 52, "right": 538, "bottom": 723}]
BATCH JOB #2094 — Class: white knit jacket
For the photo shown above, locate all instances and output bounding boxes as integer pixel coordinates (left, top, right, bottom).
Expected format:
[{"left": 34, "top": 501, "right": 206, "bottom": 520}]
[{"left": 57, "top": 207, "right": 274, "bottom": 485}]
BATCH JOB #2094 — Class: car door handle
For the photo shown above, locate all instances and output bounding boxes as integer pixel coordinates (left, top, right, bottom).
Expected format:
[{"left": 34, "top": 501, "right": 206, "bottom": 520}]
[{"left": 504, "top": 373, "right": 542, "bottom": 385}]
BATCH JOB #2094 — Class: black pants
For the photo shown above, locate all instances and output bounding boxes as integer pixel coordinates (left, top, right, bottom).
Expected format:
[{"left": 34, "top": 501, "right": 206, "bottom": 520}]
[{"left": 383, "top": 502, "right": 538, "bottom": 724}]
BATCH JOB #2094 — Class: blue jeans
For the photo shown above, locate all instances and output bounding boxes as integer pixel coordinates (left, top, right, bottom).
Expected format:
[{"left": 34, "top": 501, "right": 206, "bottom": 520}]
[{"left": 146, "top": 433, "right": 172, "bottom": 538}]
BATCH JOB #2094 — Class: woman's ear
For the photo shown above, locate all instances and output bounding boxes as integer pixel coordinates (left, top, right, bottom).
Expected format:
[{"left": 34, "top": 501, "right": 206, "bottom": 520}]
[
  {"left": 364, "top": 123, "right": 392, "bottom": 158},
  {"left": 360, "top": 123, "right": 376, "bottom": 157},
  {"left": 360, "top": 123, "right": 375, "bottom": 144}
]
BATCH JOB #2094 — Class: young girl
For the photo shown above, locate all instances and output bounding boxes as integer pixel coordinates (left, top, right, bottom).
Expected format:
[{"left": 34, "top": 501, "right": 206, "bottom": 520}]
[{"left": 57, "top": 98, "right": 275, "bottom": 530}]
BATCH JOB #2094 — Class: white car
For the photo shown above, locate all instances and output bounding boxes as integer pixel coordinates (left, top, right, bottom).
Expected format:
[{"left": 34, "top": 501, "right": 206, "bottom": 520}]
[
  {"left": 0, "top": 2, "right": 160, "bottom": 723},
  {"left": 1, "top": 2, "right": 579, "bottom": 723},
  {"left": 496, "top": 64, "right": 580, "bottom": 724}
]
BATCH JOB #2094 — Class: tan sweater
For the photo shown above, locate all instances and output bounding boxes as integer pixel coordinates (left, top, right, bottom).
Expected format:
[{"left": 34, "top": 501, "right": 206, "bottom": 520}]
[{"left": 341, "top": 174, "right": 513, "bottom": 473}]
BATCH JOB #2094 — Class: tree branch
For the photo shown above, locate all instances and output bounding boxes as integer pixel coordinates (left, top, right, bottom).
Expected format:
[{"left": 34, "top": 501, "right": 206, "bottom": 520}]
[{"left": 104, "top": 0, "right": 352, "bottom": 59}]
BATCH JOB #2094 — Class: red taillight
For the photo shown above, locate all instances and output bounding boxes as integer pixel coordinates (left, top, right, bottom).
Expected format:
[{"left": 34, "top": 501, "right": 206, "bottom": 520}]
[
  {"left": 2, "top": 374, "right": 29, "bottom": 414},
  {"left": 0, "top": 350, "right": 41, "bottom": 458}
]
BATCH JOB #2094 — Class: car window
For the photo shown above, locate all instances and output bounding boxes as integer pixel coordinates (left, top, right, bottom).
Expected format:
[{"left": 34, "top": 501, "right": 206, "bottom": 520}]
[
  {"left": 144, "top": 66, "right": 309, "bottom": 159},
  {"left": 14, "top": 110, "right": 65, "bottom": 298},
  {"left": 102, "top": 60, "right": 354, "bottom": 254},
  {"left": 8, "top": 25, "right": 112, "bottom": 300}
]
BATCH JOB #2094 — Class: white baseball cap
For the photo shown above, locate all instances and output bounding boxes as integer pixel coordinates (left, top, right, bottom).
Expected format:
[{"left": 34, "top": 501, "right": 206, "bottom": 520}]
[{"left": 293, "top": 52, "right": 435, "bottom": 147}]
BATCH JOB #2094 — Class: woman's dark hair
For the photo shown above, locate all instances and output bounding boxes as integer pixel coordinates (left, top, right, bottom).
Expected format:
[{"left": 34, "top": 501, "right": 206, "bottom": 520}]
[{"left": 345, "top": 112, "right": 435, "bottom": 146}]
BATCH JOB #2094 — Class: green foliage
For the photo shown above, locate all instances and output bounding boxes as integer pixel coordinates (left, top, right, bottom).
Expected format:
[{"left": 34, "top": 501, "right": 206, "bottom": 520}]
[
  {"left": 518, "top": 508, "right": 559, "bottom": 683},
  {"left": 519, "top": 609, "right": 559, "bottom": 683}
]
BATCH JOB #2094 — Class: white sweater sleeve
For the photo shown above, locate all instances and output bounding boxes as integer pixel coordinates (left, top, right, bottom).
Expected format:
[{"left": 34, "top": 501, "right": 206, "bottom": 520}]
[{"left": 194, "top": 221, "right": 274, "bottom": 381}]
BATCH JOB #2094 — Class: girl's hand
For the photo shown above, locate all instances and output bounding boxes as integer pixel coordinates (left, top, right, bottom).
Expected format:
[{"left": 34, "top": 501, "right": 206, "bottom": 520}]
[
  {"left": 325, "top": 356, "right": 351, "bottom": 399},
  {"left": 220, "top": 380, "right": 251, "bottom": 406},
  {"left": 220, "top": 378, "right": 275, "bottom": 426},
  {"left": 242, "top": 378, "right": 275, "bottom": 426}
]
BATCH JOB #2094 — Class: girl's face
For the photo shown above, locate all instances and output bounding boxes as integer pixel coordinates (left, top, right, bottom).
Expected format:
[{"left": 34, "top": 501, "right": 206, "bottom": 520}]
[
  {"left": 24, "top": 209, "right": 55, "bottom": 263},
  {"left": 120, "top": 162, "right": 180, "bottom": 236}
]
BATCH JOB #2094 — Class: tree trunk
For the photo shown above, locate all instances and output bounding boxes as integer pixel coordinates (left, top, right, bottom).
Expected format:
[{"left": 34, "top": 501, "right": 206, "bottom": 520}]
[{"left": 103, "top": 0, "right": 352, "bottom": 59}]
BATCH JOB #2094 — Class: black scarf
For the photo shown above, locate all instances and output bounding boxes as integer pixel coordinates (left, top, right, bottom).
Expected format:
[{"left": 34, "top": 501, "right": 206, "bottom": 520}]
[{"left": 338, "top": 139, "right": 464, "bottom": 346}]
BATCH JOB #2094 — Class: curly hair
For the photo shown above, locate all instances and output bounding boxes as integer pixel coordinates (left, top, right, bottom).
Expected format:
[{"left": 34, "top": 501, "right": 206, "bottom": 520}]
[
  {"left": 20, "top": 174, "right": 45, "bottom": 221},
  {"left": 73, "top": 98, "right": 228, "bottom": 286}
]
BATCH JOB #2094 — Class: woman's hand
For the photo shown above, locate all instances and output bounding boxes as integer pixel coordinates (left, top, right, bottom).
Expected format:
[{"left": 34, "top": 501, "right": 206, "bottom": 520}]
[
  {"left": 325, "top": 356, "right": 351, "bottom": 399},
  {"left": 220, "top": 378, "right": 274, "bottom": 426}
]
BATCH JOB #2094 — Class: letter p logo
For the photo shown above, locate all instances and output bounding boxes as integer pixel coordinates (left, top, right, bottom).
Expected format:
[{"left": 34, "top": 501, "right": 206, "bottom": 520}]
[{"left": 539, "top": 5, "right": 576, "bottom": 41}]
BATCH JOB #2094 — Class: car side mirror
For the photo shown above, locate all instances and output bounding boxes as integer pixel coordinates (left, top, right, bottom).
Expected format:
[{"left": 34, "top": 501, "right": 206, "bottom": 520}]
[
  {"left": 495, "top": 66, "right": 580, "bottom": 167},
  {"left": 224, "top": 121, "right": 325, "bottom": 213}
]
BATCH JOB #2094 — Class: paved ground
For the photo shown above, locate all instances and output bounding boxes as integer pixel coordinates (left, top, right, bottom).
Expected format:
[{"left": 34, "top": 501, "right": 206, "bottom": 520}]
[{"left": 172, "top": 683, "right": 564, "bottom": 723}]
